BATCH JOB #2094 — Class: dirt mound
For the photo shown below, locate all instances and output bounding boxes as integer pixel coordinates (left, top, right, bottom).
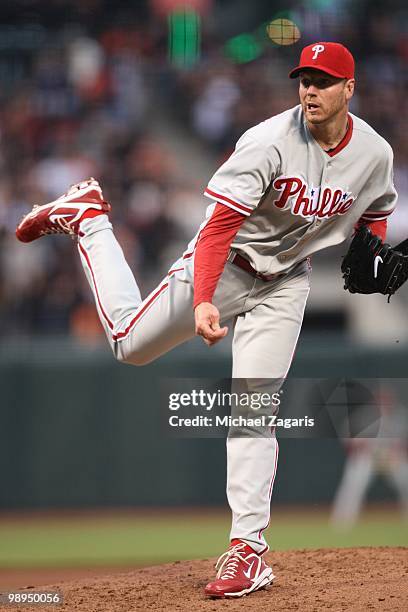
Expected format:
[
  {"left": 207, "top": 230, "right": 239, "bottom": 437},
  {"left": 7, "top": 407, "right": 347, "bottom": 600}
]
[{"left": 0, "top": 547, "right": 407, "bottom": 612}]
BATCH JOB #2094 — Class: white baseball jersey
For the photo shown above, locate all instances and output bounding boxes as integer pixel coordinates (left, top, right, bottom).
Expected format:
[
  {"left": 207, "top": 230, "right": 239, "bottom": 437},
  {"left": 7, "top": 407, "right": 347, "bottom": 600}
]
[{"left": 203, "top": 105, "right": 397, "bottom": 274}]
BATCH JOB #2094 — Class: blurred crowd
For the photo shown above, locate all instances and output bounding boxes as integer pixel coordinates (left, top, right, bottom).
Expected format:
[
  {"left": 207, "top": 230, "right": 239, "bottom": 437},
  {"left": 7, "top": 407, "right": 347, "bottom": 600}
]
[{"left": 0, "top": 0, "right": 407, "bottom": 339}]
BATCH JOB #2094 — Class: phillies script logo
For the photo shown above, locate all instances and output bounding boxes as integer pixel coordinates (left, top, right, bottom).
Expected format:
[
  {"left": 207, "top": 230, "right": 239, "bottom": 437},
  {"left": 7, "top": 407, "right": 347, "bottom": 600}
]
[{"left": 272, "top": 176, "right": 356, "bottom": 218}]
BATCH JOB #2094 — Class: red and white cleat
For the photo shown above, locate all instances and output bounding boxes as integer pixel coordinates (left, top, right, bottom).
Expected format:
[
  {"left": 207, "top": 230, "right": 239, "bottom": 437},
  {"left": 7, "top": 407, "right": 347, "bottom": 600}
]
[
  {"left": 16, "top": 178, "right": 111, "bottom": 243},
  {"left": 204, "top": 539, "right": 275, "bottom": 598}
]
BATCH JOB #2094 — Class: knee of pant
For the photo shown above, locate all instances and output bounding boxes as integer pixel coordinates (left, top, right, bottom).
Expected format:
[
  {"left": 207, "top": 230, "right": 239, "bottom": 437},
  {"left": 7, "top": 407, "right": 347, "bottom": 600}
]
[{"left": 114, "top": 343, "right": 152, "bottom": 366}]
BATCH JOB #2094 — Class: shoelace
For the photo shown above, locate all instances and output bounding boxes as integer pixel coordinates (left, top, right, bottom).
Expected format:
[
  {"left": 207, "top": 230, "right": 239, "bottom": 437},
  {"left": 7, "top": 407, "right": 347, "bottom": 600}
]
[
  {"left": 215, "top": 543, "right": 251, "bottom": 580},
  {"left": 40, "top": 226, "right": 74, "bottom": 236},
  {"left": 39, "top": 214, "right": 76, "bottom": 239},
  {"left": 43, "top": 218, "right": 74, "bottom": 233}
]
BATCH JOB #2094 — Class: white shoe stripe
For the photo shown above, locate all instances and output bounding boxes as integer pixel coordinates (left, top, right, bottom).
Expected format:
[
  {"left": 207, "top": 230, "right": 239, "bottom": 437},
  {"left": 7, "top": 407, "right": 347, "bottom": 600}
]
[
  {"left": 20, "top": 200, "right": 103, "bottom": 226},
  {"left": 54, "top": 183, "right": 102, "bottom": 205},
  {"left": 224, "top": 568, "right": 274, "bottom": 598}
]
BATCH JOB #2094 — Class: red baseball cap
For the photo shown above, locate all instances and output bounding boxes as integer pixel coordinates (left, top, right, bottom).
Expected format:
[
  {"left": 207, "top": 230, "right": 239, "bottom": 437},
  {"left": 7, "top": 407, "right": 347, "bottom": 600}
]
[{"left": 289, "top": 42, "right": 355, "bottom": 79}]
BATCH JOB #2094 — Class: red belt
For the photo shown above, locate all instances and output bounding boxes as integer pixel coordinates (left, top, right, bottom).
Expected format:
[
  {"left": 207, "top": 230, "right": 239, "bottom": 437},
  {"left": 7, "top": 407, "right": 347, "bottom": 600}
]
[{"left": 227, "top": 250, "right": 284, "bottom": 282}]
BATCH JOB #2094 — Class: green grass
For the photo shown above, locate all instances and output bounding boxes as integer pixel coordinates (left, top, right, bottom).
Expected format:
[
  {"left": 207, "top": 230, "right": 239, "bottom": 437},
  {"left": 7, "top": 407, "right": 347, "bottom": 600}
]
[{"left": 0, "top": 509, "right": 406, "bottom": 568}]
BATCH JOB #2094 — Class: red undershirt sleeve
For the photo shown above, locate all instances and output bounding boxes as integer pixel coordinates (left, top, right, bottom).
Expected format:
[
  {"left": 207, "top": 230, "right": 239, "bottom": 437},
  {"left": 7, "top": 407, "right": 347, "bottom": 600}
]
[
  {"left": 354, "top": 218, "right": 387, "bottom": 241},
  {"left": 194, "top": 203, "right": 246, "bottom": 308}
]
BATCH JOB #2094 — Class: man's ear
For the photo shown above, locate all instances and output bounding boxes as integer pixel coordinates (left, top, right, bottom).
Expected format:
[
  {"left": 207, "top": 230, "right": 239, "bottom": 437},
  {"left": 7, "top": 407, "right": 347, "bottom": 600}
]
[{"left": 345, "top": 79, "right": 355, "bottom": 101}]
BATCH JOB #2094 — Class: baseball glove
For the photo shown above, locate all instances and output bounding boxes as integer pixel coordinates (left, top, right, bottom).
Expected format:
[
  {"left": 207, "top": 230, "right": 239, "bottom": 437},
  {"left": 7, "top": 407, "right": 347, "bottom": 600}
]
[{"left": 341, "top": 226, "right": 408, "bottom": 300}]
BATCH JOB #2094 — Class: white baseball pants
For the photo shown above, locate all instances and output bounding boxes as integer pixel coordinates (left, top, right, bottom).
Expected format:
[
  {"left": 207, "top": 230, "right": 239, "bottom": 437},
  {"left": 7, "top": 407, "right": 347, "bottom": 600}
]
[{"left": 77, "top": 214, "right": 311, "bottom": 553}]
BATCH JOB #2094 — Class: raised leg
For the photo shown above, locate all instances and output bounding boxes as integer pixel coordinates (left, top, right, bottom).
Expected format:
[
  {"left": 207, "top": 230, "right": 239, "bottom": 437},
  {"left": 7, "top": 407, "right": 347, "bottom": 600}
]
[{"left": 78, "top": 215, "right": 196, "bottom": 364}]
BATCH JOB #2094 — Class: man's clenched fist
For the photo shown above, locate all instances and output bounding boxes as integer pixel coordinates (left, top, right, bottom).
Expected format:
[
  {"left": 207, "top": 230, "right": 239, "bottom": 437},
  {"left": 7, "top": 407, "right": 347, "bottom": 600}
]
[{"left": 194, "top": 302, "right": 228, "bottom": 346}]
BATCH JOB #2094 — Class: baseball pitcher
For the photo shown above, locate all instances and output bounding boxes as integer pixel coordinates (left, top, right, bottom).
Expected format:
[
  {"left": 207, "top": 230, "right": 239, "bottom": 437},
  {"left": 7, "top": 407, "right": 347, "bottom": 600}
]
[{"left": 16, "top": 42, "right": 406, "bottom": 598}]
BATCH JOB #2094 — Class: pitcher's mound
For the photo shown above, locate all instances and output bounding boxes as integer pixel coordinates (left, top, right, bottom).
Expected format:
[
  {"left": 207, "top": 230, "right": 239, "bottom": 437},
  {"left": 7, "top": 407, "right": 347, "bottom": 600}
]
[{"left": 1, "top": 547, "right": 407, "bottom": 611}]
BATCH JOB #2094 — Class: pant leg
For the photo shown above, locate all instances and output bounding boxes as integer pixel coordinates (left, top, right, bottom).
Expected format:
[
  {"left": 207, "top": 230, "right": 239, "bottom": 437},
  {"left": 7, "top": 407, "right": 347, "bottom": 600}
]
[
  {"left": 387, "top": 457, "right": 408, "bottom": 517},
  {"left": 227, "top": 264, "right": 310, "bottom": 553},
  {"left": 77, "top": 217, "right": 255, "bottom": 364},
  {"left": 77, "top": 215, "right": 196, "bottom": 364},
  {"left": 330, "top": 453, "right": 374, "bottom": 527}
]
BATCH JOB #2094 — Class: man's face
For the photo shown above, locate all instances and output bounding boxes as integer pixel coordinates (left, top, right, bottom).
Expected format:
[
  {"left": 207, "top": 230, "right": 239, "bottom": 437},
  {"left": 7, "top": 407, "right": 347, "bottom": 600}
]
[{"left": 299, "top": 69, "right": 355, "bottom": 124}]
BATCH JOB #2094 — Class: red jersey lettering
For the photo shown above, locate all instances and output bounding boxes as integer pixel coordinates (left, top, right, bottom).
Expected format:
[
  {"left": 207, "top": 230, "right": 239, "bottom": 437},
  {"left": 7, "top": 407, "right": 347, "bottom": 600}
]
[
  {"left": 273, "top": 177, "right": 303, "bottom": 208},
  {"left": 273, "top": 176, "right": 356, "bottom": 219}
]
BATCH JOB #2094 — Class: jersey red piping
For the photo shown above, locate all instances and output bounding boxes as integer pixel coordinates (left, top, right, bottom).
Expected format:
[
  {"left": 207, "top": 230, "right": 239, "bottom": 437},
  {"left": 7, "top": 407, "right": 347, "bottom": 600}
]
[
  {"left": 326, "top": 114, "right": 353, "bottom": 157},
  {"left": 204, "top": 187, "right": 252, "bottom": 215}
]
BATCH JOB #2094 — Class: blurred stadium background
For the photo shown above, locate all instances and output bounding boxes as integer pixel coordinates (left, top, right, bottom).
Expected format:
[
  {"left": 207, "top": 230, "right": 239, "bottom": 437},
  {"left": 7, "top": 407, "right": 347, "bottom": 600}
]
[{"left": 0, "top": 0, "right": 407, "bottom": 581}]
